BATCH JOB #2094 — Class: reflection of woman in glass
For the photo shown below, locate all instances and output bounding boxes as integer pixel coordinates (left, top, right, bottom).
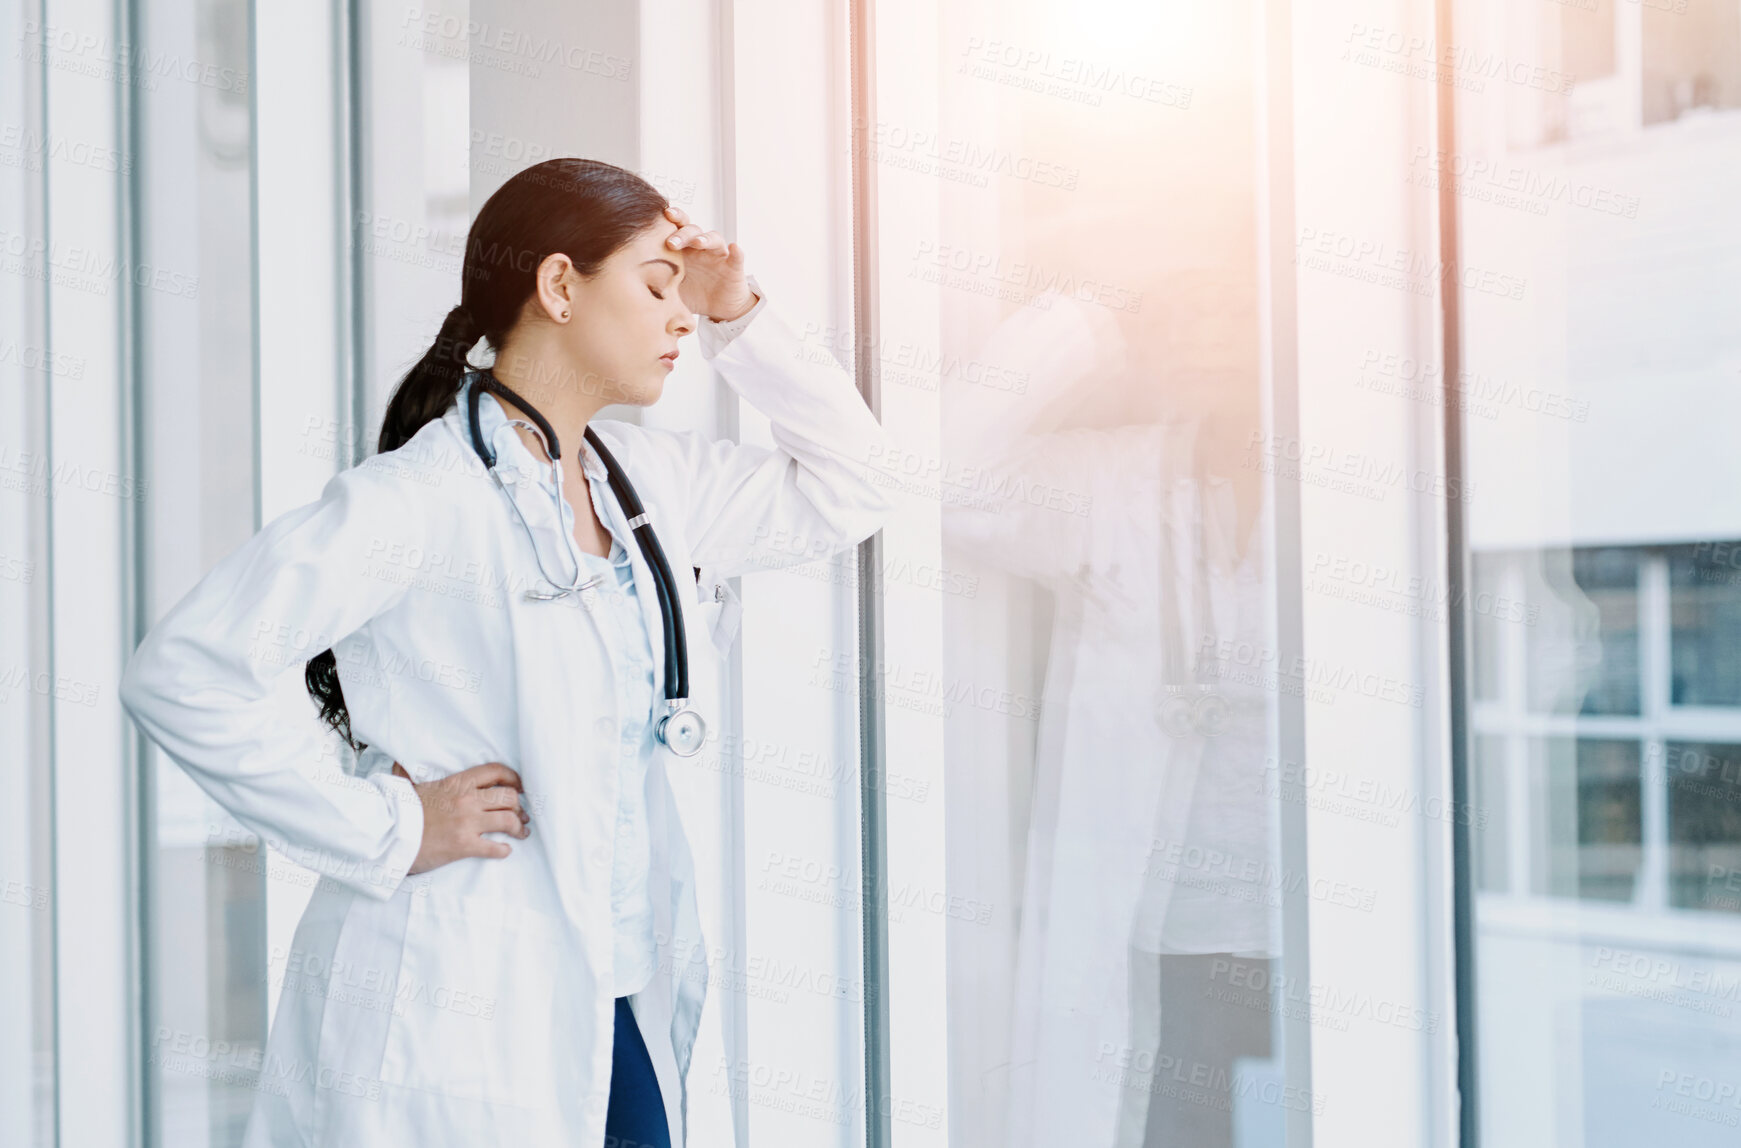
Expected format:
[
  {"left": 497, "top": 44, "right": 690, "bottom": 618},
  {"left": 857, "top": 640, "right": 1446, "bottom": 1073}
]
[
  {"left": 119, "top": 159, "right": 890, "bottom": 1147},
  {"left": 944, "top": 280, "right": 1278, "bottom": 1148}
]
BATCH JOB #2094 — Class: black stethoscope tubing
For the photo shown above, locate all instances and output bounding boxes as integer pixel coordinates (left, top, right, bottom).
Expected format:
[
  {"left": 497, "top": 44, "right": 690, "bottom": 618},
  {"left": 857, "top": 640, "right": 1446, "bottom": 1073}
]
[{"left": 465, "top": 370, "right": 702, "bottom": 752}]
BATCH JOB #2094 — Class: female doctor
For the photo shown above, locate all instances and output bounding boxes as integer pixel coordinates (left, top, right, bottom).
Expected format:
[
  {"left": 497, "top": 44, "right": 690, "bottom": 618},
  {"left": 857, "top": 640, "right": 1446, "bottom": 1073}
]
[{"left": 117, "top": 157, "right": 892, "bottom": 1147}]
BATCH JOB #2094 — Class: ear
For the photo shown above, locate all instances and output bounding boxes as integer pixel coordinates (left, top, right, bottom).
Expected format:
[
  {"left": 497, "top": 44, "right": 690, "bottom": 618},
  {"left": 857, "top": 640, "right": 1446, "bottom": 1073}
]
[{"left": 534, "top": 252, "right": 577, "bottom": 322}]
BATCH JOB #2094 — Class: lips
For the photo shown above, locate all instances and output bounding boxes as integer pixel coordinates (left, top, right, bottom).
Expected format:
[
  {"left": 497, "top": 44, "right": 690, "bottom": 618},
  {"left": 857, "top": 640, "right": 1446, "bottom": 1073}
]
[{"left": 660, "top": 351, "right": 679, "bottom": 363}]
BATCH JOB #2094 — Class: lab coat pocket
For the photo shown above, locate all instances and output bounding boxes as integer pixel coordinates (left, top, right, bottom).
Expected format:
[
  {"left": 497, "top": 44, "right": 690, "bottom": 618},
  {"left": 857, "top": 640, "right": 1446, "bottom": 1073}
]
[
  {"left": 690, "top": 572, "right": 742, "bottom": 656},
  {"left": 377, "top": 888, "right": 561, "bottom": 1110}
]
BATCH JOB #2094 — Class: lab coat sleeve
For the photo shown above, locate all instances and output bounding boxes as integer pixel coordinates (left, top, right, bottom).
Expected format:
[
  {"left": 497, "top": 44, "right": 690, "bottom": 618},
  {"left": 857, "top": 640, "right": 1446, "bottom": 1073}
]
[
  {"left": 118, "top": 458, "right": 429, "bottom": 902},
  {"left": 658, "top": 281, "right": 895, "bottom": 580}
]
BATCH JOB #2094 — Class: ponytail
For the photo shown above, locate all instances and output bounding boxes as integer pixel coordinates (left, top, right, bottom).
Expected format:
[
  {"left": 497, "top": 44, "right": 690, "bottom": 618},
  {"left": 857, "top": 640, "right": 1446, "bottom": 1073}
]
[{"left": 378, "top": 303, "right": 481, "bottom": 454}]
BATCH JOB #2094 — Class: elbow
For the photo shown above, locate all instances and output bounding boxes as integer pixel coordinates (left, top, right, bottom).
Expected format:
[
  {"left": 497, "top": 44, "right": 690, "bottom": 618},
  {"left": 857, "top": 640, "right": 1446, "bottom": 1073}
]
[
  {"left": 117, "top": 636, "right": 174, "bottom": 732},
  {"left": 857, "top": 434, "right": 899, "bottom": 520},
  {"left": 117, "top": 646, "right": 153, "bottom": 726}
]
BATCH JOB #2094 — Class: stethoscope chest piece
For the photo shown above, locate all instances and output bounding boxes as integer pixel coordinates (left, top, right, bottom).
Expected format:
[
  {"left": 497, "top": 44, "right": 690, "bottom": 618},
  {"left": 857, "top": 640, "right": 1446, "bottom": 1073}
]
[{"left": 657, "top": 704, "right": 707, "bottom": 757}]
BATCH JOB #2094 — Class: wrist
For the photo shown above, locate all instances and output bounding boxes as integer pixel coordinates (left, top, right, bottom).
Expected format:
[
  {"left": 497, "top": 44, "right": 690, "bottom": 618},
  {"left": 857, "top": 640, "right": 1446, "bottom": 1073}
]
[{"left": 708, "top": 290, "right": 760, "bottom": 323}]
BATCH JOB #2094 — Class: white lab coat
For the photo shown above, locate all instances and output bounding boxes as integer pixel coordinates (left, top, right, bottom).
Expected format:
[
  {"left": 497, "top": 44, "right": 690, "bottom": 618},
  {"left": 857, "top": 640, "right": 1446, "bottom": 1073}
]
[{"left": 118, "top": 293, "right": 892, "bottom": 1147}]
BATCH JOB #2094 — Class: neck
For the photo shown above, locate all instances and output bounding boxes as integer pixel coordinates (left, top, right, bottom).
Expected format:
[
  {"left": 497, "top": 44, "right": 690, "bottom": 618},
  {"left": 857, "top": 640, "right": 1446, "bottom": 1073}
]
[{"left": 486, "top": 337, "right": 610, "bottom": 466}]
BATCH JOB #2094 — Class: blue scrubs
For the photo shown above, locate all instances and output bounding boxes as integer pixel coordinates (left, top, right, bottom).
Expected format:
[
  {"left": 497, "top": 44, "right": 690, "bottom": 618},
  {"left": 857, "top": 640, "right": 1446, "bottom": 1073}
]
[{"left": 605, "top": 995, "right": 672, "bottom": 1148}]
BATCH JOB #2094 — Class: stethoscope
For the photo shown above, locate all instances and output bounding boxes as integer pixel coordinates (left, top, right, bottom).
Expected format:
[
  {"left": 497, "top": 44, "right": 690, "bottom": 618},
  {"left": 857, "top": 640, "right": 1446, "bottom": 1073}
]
[{"left": 464, "top": 370, "right": 707, "bottom": 757}]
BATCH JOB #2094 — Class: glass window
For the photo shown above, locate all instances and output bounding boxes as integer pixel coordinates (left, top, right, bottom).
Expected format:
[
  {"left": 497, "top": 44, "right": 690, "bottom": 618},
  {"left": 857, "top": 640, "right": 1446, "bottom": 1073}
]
[
  {"left": 874, "top": 5, "right": 1306, "bottom": 1144},
  {"left": 1473, "top": 734, "right": 1510, "bottom": 893},
  {"left": 1667, "top": 541, "right": 1741, "bottom": 706},
  {"left": 1523, "top": 548, "right": 1640, "bottom": 716},
  {"left": 1452, "top": 0, "right": 1741, "bottom": 1139},
  {"left": 1532, "top": 738, "right": 1642, "bottom": 903},
  {"left": 1665, "top": 741, "right": 1741, "bottom": 912},
  {"left": 133, "top": 0, "right": 265, "bottom": 1138},
  {"left": 1642, "top": 0, "right": 1741, "bottom": 126},
  {"left": 1471, "top": 552, "right": 1505, "bottom": 703},
  {"left": 1561, "top": 0, "right": 1617, "bottom": 82}
]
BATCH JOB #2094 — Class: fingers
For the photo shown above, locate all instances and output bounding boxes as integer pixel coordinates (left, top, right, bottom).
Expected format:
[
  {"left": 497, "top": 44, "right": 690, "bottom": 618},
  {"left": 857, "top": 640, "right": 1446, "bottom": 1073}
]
[
  {"left": 667, "top": 224, "right": 726, "bottom": 251},
  {"left": 484, "top": 809, "right": 530, "bottom": 838},
  {"left": 478, "top": 784, "right": 524, "bottom": 811},
  {"left": 464, "top": 761, "right": 523, "bottom": 790},
  {"left": 664, "top": 203, "right": 689, "bottom": 226}
]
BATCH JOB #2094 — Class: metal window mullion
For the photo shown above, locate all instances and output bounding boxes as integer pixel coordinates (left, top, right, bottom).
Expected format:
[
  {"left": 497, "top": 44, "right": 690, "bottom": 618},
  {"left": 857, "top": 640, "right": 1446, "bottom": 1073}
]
[
  {"left": 1255, "top": 0, "right": 1313, "bottom": 1142},
  {"left": 847, "top": 0, "right": 888, "bottom": 1145},
  {"left": 117, "top": 0, "right": 153, "bottom": 1142},
  {"left": 337, "top": 0, "right": 369, "bottom": 466},
  {"left": 1637, "top": 555, "right": 1671, "bottom": 912},
  {"left": 1500, "top": 559, "right": 1531, "bottom": 900},
  {"left": 1433, "top": 0, "right": 1480, "bottom": 1139}
]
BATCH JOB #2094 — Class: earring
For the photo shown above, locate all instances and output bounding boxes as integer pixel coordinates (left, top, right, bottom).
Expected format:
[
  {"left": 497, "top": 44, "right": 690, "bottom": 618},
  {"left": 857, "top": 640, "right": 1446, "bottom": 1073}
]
[{"left": 560, "top": 310, "right": 570, "bottom": 320}]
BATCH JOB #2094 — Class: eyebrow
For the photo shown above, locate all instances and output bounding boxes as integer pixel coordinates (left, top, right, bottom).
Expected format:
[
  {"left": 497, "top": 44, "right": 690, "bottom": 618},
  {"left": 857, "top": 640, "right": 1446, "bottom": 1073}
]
[{"left": 640, "top": 258, "right": 680, "bottom": 274}]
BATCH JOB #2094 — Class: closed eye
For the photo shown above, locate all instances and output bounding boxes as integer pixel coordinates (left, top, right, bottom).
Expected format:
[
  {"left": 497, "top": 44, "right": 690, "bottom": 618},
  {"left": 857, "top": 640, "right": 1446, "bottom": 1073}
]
[{"left": 649, "top": 286, "right": 666, "bottom": 300}]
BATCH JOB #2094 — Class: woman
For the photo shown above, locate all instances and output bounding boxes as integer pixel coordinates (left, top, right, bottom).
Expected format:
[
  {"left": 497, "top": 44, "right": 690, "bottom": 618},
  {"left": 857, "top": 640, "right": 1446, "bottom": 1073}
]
[{"left": 118, "top": 158, "right": 892, "bottom": 1146}]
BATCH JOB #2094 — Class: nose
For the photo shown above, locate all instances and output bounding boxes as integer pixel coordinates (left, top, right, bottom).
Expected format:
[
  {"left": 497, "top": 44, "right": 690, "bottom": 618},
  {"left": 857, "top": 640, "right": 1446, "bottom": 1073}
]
[{"left": 669, "top": 304, "right": 695, "bottom": 337}]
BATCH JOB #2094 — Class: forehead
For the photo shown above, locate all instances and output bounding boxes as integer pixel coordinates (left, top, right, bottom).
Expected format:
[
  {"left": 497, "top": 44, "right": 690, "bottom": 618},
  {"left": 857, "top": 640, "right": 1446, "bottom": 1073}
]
[{"left": 623, "top": 219, "right": 684, "bottom": 267}]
